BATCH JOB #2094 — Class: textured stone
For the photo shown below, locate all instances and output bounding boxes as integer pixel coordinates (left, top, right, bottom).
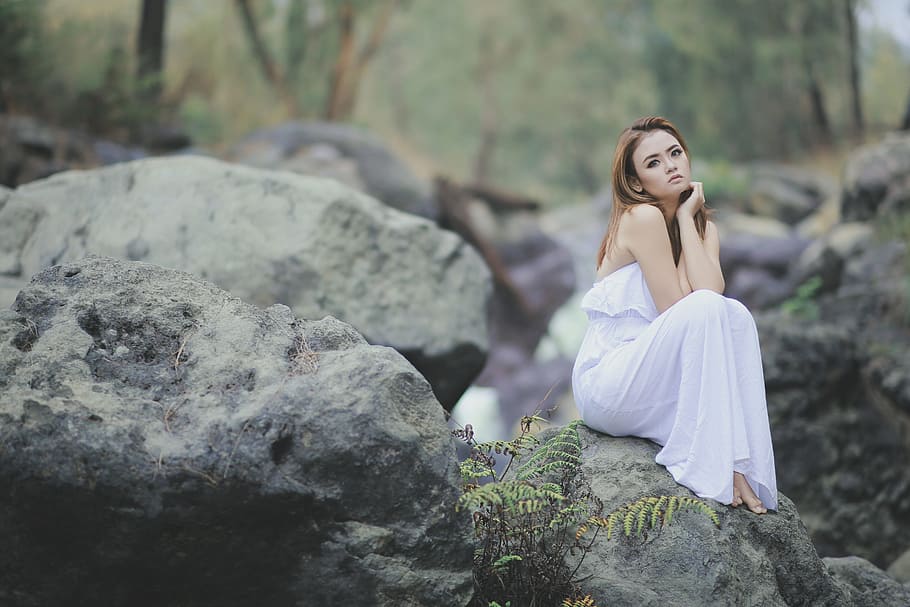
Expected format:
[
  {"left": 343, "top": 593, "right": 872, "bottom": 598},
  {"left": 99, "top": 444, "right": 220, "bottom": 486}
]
[
  {"left": 0, "top": 156, "right": 490, "bottom": 408},
  {"left": 825, "top": 556, "right": 910, "bottom": 607},
  {"left": 0, "top": 257, "right": 473, "bottom": 606},
  {"left": 841, "top": 133, "right": 910, "bottom": 221},
  {"left": 757, "top": 315, "right": 910, "bottom": 568},
  {"left": 228, "top": 121, "right": 437, "bottom": 219},
  {"left": 568, "top": 426, "right": 853, "bottom": 606}
]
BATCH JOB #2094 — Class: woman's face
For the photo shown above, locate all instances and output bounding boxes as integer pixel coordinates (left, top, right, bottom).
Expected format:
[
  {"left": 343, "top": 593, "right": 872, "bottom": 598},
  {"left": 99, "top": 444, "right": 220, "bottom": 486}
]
[{"left": 630, "top": 129, "right": 690, "bottom": 203}]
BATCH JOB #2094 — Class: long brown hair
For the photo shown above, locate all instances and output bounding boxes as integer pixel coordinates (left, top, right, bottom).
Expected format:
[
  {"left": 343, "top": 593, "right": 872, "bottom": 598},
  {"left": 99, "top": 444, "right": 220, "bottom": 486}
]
[{"left": 596, "top": 116, "right": 710, "bottom": 269}]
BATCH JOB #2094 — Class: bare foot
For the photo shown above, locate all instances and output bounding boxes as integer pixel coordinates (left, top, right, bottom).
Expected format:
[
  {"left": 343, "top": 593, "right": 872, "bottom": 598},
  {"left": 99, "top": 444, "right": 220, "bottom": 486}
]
[
  {"left": 731, "top": 484, "right": 743, "bottom": 508},
  {"left": 733, "top": 472, "right": 767, "bottom": 514}
]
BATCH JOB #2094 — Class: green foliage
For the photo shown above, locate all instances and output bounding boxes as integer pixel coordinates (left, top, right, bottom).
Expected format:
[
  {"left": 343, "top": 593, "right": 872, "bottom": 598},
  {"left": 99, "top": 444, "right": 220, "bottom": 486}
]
[
  {"left": 577, "top": 495, "right": 721, "bottom": 541},
  {"left": 454, "top": 415, "right": 719, "bottom": 606},
  {"left": 562, "top": 596, "right": 598, "bottom": 607},
  {"left": 455, "top": 417, "right": 599, "bottom": 605},
  {"left": 780, "top": 276, "right": 823, "bottom": 320}
]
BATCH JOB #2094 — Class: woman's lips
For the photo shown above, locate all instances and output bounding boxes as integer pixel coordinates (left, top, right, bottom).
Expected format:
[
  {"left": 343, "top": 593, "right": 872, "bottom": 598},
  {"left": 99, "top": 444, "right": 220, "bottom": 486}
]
[{"left": 669, "top": 174, "right": 684, "bottom": 183}]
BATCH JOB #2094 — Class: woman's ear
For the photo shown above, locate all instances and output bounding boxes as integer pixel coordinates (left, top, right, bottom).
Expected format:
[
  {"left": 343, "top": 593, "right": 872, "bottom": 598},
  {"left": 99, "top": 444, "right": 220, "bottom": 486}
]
[{"left": 630, "top": 178, "right": 643, "bottom": 194}]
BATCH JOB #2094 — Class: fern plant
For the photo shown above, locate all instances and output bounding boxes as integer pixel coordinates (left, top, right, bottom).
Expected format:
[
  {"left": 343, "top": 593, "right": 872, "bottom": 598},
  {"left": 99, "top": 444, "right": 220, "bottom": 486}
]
[
  {"left": 454, "top": 417, "right": 599, "bottom": 606},
  {"left": 452, "top": 415, "right": 721, "bottom": 607}
]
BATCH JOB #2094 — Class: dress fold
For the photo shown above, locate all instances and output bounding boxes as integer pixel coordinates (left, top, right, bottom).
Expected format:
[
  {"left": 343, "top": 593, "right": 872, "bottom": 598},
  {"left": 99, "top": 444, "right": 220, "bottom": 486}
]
[{"left": 572, "top": 262, "right": 778, "bottom": 510}]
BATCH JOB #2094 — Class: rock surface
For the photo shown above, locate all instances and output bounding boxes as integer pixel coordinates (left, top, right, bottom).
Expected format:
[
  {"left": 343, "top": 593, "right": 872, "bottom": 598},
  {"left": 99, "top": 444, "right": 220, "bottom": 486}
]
[
  {"left": 746, "top": 163, "right": 833, "bottom": 225},
  {"left": 824, "top": 556, "right": 910, "bottom": 607},
  {"left": 0, "top": 156, "right": 490, "bottom": 408},
  {"left": 567, "top": 426, "right": 878, "bottom": 606},
  {"left": 0, "top": 256, "right": 473, "bottom": 606},
  {"left": 841, "top": 132, "right": 910, "bottom": 221},
  {"left": 757, "top": 313, "right": 910, "bottom": 568},
  {"left": 0, "top": 113, "right": 149, "bottom": 188},
  {"left": 228, "top": 121, "right": 437, "bottom": 219}
]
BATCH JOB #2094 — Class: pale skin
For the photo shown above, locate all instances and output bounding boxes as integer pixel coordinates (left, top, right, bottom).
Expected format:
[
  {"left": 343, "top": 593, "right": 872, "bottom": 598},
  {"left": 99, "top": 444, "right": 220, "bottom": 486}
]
[{"left": 597, "top": 129, "right": 767, "bottom": 514}]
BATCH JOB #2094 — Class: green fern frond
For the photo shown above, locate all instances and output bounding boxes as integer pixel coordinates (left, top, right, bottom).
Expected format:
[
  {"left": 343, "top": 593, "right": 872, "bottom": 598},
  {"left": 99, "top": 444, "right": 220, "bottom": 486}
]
[
  {"left": 578, "top": 494, "right": 720, "bottom": 540},
  {"left": 474, "top": 439, "right": 518, "bottom": 455},
  {"left": 457, "top": 480, "right": 566, "bottom": 514},
  {"left": 515, "top": 421, "right": 584, "bottom": 479},
  {"left": 459, "top": 457, "right": 495, "bottom": 482},
  {"left": 492, "top": 554, "right": 523, "bottom": 571},
  {"left": 562, "top": 596, "right": 598, "bottom": 607}
]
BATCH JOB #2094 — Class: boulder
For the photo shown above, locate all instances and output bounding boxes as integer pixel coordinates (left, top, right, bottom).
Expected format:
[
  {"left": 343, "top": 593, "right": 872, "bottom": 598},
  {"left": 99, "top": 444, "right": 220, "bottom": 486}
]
[
  {"left": 228, "top": 121, "right": 437, "bottom": 220},
  {"left": 825, "top": 556, "right": 910, "bottom": 607},
  {"left": 0, "top": 156, "right": 490, "bottom": 409},
  {"left": 757, "top": 315, "right": 910, "bottom": 568},
  {"left": 790, "top": 222, "right": 875, "bottom": 295},
  {"left": 747, "top": 163, "right": 834, "bottom": 225},
  {"left": 886, "top": 548, "right": 910, "bottom": 583},
  {"left": 841, "top": 132, "right": 910, "bottom": 221},
  {"left": 568, "top": 426, "right": 856, "bottom": 606},
  {"left": 0, "top": 113, "right": 147, "bottom": 188},
  {"left": 0, "top": 256, "right": 474, "bottom": 606}
]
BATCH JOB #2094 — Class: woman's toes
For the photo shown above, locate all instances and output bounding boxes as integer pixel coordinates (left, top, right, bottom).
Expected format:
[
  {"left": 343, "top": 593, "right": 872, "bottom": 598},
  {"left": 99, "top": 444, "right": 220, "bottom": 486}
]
[
  {"left": 748, "top": 501, "right": 767, "bottom": 515},
  {"left": 731, "top": 488, "right": 743, "bottom": 507}
]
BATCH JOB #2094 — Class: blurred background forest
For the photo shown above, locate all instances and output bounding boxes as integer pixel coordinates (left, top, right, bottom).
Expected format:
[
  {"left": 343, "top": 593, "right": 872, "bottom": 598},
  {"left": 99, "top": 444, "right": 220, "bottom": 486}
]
[{"left": 2, "top": 0, "right": 909, "bottom": 203}]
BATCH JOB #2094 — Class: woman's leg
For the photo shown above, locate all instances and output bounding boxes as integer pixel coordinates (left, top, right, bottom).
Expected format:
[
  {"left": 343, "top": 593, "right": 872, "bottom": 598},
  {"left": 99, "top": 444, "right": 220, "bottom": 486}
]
[{"left": 583, "top": 290, "right": 777, "bottom": 510}]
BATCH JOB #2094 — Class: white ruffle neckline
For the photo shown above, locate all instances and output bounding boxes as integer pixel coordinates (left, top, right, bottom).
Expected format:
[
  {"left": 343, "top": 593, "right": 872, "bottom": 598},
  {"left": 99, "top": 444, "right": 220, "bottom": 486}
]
[{"left": 580, "top": 262, "right": 658, "bottom": 322}]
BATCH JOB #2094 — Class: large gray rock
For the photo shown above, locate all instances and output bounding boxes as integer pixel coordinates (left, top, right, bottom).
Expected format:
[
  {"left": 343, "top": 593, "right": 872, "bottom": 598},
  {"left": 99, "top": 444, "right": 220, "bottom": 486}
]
[
  {"left": 841, "top": 132, "right": 910, "bottom": 221},
  {"left": 0, "top": 256, "right": 473, "bottom": 606},
  {"left": 757, "top": 315, "right": 910, "bottom": 568},
  {"left": 228, "top": 121, "right": 437, "bottom": 219},
  {"left": 825, "top": 556, "right": 910, "bottom": 607},
  {"left": 568, "top": 426, "right": 856, "bottom": 606},
  {"left": 789, "top": 222, "right": 875, "bottom": 295},
  {"left": 0, "top": 156, "right": 490, "bottom": 408},
  {"left": 747, "top": 163, "right": 834, "bottom": 225},
  {"left": 0, "top": 113, "right": 148, "bottom": 188},
  {"left": 886, "top": 547, "right": 910, "bottom": 583}
]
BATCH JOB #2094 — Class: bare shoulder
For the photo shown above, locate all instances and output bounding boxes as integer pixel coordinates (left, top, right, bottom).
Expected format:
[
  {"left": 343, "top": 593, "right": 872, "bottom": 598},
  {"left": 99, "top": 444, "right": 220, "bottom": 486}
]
[
  {"left": 622, "top": 203, "right": 665, "bottom": 235},
  {"left": 626, "top": 203, "right": 664, "bottom": 223}
]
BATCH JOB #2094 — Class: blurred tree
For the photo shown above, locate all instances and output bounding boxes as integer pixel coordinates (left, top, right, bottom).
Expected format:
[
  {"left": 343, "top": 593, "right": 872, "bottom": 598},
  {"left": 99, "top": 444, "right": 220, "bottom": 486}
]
[
  {"left": 325, "top": 0, "right": 399, "bottom": 120},
  {"left": 235, "top": 0, "right": 297, "bottom": 115},
  {"left": 0, "top": 0, "right": 47, "bottom": 113},
  {"left": 843, "top": 0, "right": 864, "bottom": 136},
  {"left": 136, "top": 0, "right": 168, "bottom": 104}
]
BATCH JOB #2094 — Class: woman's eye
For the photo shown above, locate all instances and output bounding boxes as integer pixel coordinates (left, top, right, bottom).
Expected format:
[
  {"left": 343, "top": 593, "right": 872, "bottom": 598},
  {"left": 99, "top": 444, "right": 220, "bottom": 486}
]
[
  {"left": 671, "top": 148, "right": 682, "bottom": 157},
  {"left": 647, "top": 160, "right": 659, "bottom": 168}
]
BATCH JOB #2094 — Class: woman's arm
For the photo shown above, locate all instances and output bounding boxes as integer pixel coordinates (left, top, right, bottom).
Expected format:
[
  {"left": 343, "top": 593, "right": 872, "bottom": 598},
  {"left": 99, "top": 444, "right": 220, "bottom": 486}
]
[
  {"left": 678, "top": 217, "right": 724, "bottom": 292},
  {"left": 620, "top": 204, "right": 686, "bottom": 313},
  {"left": 676, "top": 249, "right": 694, "bottom": 295},
  {"left": 677, "top": 183, "right": 724, "bottom": 293}
]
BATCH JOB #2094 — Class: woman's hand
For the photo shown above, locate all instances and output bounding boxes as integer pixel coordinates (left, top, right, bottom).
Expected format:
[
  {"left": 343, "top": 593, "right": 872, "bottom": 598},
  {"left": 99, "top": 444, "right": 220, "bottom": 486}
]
[{"left": 676, "top": 181, "right": 705, "bottom": 220}]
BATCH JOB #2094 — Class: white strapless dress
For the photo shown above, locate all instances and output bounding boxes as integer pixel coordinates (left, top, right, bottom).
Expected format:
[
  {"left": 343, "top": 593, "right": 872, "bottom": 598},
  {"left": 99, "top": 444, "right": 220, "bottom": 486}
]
[{"left": 571, "top": 262, "right": 778, "bottom": 510}]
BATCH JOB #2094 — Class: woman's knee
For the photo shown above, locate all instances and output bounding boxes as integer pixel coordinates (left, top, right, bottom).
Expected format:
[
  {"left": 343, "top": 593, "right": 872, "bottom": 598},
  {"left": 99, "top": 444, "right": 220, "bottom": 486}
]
[{"left": 677, "top": 289, "right": 726, "bottom": 315}]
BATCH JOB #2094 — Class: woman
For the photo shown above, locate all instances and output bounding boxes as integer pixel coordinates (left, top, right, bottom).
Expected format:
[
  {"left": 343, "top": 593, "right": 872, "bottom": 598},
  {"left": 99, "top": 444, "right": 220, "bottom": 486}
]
[{"left": 571, "top": 116, "right": 778, "bottom": 514}]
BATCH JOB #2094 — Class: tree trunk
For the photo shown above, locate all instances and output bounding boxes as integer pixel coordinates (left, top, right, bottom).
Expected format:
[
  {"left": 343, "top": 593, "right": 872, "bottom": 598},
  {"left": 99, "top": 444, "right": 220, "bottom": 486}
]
[
  {"left": 902, "top": 87, "right": 910, "bottom": 131},
  {"left": 337, "top": 0, "right": 397, "bottom": 119},
  {"left": 235, "top": 0, "right": 297, "bottom": 117},
  {"left": 285, "top": 0, "right": 306, "bottom": 89},
  {"left": 325, "top": 1, "right": 397, "bottom": 121},
  {"left": 844, "top": 0, "right": 863, "bottom": 137},
  {"left": 136, "top": 0, "right": 167, "bottom": 103}
]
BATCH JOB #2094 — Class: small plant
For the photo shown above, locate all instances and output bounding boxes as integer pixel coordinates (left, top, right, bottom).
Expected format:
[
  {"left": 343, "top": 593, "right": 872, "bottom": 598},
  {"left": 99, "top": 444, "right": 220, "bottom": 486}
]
[
  {"left": 780, "top": 276, "right": 823, "bottom": 320},
  {"left": 577, "top": 495, "right": 720, "bottom": 541},
  {"left": 452, "top": 414, "right": 720, "bottom": 606},
  {"left": 453, "top": 417, "right": 598, "bottom": 605},
  {"left": 562, "top": 596, "right": 598, "bottom": 607}
]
